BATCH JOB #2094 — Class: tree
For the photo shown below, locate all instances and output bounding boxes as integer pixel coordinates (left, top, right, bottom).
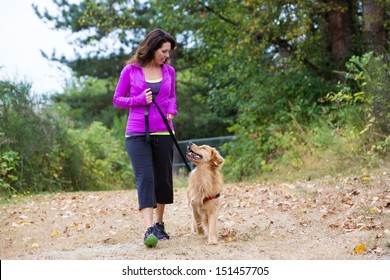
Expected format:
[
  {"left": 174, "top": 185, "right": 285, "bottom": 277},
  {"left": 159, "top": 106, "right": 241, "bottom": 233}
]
[
  {"left": 362, "top": 0, "right": 387, "bottom": 55},
  {"left": 325, "top": 0, "right": 355, "bottom": 68},
  {"left": 34, "top": 0, "right": 390, "bottom": 80},
  {"left": 33, "top": 0, "right": 153, "bottom": 78},
  {"left": 34, "top": 0, "right": 390, "bottom": 180},
  {"left": 51, "top": 77, "right": 118, "bottom": 128},
  {"left": 34, "top": 0, "right": 230, "bottom": 138}
]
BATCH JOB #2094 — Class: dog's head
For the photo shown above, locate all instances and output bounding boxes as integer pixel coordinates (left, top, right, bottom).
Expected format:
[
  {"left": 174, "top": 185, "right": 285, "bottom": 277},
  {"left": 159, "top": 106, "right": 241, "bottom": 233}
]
[{"left": 186, "top": 142, "right": 224, "bottom": 168}]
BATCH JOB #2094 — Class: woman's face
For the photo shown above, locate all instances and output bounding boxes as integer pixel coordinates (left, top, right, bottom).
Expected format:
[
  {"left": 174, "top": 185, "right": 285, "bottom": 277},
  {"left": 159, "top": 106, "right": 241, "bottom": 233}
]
[{"left": 154, "top": 42, "right": 171, "bottom": 65}]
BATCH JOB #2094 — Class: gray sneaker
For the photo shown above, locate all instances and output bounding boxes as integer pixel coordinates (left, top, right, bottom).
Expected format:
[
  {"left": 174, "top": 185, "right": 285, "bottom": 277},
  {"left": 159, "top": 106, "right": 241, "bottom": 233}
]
[{"left": 154, "top": 222, "right": 170, "bottom": 240}]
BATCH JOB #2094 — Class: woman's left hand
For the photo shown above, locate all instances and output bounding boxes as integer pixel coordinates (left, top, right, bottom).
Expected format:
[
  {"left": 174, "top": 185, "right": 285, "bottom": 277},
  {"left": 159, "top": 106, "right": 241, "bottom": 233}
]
[{"left": 166, "top": 114, "right": 174, "bottom": 121}]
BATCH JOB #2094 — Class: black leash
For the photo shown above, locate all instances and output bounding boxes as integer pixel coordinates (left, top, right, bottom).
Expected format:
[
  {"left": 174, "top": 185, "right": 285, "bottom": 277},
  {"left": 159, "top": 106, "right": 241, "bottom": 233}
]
[
  {"left": 151, "top": 98, "right": 192, "bottom": 172},
  {"left": 144, "top": 105, "right": 150, "bottom": 143}
]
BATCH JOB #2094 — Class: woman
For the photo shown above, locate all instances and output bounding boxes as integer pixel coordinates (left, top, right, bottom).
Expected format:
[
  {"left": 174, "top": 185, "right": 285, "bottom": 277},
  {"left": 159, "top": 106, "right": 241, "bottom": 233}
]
[{"left": 113, "top": 29, "right": 177, "bottom": 247}]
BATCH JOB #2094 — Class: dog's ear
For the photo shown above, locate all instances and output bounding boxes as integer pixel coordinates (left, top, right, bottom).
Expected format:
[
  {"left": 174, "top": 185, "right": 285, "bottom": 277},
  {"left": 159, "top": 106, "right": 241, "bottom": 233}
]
[{"left": 210, "top": 148, "right": 224, "bottom": 167}]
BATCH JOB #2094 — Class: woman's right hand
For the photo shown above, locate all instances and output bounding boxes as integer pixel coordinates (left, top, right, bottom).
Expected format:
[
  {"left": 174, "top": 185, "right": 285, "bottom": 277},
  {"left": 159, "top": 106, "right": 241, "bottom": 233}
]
[{"left": 144, "top": 88, "right": 153, "bottom": 104}]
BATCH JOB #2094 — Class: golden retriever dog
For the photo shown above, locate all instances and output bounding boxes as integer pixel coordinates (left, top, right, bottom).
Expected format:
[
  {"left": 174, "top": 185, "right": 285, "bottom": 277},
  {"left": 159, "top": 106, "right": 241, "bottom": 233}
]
[{"left": 186, "top": 142, "right": 224, "bottom": 244}]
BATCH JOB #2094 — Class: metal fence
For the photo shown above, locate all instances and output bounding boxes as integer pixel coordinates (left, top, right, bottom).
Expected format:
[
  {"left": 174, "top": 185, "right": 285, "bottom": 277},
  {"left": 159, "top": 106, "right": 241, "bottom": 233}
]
[{"left": 173, "top": 135, "right": 234, "bottom": 172}]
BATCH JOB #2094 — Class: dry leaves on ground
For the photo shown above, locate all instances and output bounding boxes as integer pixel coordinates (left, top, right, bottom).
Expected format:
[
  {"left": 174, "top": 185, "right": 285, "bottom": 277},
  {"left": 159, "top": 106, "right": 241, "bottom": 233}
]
[{"left": 0, "top": 169, "right": 389, "bottom": 260}]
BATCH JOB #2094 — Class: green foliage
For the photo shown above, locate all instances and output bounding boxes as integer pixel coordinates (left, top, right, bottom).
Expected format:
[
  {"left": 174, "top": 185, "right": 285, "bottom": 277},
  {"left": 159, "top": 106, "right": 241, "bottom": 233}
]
[
  {"left": 32, "top": 0, "right": 152, "bottom": 78},
  {"left": 364, "top": 56, "right": 390, "bottom": 137},
  {"left": 66, "top": 122, "right": 134, "bottom": 191},
  {"left": 0, "top": 79, "right": 134, "bottom": 195},
  {"left": 174, "top": 70, "right": 230, "bottom": 139},
  {"left": 223, "top": 52, "right": 389, "bottom": 181},
  {"left": 0, "top": 150, "right": 20, "bottom": 192},
  {"left": 263, "top": 110, "right": 370, "bottom": 181},
  {"left": 326, "top": 52, "right": 390, "bottom": 141},
  {"left": 326, "top": 53, "right": 375, "bottom": 105},
  {"left": 221, "top": 69, "right": 334, "bottom": 180},
  {"left": 51, "top": 77, "right": 118, "bottom": 129},
  {"left": 0, "top": 79, "right": 67, "bottom": 193},
  {"left": 30, "top": 0, "right": 390, "bottom": 184}
]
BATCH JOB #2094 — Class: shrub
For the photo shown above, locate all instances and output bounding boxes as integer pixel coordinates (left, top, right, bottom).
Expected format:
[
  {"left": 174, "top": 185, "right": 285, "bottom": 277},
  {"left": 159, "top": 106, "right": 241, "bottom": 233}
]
[
  {"left": 222, "top": 52, "right": 389, "bottom": 181},
  {"left": 0, "top": 150, "right": 20, "bottom": 193},
  {"left": 66, "top": 121, "right": 134, "bottom": 191},
  {"left": 0, "top": 79, "right": 134, "bottom": 194},
  {"left": 0, "top": 80, "right": 67, "bottom": 193},
  {"left": 326, "top": 52, "right": 390, "bottom": 152}
]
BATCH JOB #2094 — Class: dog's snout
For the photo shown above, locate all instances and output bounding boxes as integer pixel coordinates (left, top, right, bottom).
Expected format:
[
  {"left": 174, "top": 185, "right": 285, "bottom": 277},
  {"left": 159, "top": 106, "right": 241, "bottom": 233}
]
[{"left": 187, "top": 141, "right": 194, "bottom": 149}]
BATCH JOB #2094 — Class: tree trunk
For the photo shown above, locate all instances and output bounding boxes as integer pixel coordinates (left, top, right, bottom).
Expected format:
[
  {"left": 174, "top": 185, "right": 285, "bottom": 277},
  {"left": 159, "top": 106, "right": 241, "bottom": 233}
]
[
  {"left": 326, "top": 0, "right": 354, "bottom": 68},
  {"left": 362, "top": 0, "right": 387, "bottom": 55}
]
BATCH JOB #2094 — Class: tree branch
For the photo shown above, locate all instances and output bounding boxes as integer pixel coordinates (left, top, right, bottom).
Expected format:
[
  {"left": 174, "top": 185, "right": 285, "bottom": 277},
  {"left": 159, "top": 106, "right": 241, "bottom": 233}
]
[{"left": 198, "top": 1, "right": 239, "bottom": 26}]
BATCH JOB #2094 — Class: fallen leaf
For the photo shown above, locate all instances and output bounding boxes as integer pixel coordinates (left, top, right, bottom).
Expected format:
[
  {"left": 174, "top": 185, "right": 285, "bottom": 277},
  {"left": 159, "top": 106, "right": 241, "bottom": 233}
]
[
  {"left": 329, "top": 223, "right": 340, "bottom": 228},
  {"left": 349, "top": 190, "right": 360, "bottom": 196},
  {"left": 353, "top": 244, "right": 367, "bottom": 254},
  {"left": 223, "top": 237, "right": 235, "bottom": 243},
  {"left": 51, "top": 229, "right": 60, "bottom": 238},
  {"left": 361, "top": 176, "right": 370, "bottom": 181},
  {"left": 369, "top": 208, "right": 378, "bottom": 214},
  {"left": 103, "top": 238, "right": 112, "bottom": 243},
  {"left": 341, "top": 197, "right": 353, "bottom": 204},
  {"left": 31, "top": 243, "right": 39, "bottom": 249}
]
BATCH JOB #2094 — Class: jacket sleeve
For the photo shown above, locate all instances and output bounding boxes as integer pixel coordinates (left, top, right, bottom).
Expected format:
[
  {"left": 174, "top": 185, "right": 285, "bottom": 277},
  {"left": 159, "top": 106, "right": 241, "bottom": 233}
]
[
  {"left": 166, "top": 67, "right": 178, "bottom": 116},
  {"left": 113, "top": 66, "right": 147, "bottom": 109}
]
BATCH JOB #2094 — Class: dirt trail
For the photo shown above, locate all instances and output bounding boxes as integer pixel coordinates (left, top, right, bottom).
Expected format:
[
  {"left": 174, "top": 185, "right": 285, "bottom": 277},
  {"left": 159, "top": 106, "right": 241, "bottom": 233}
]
[{"left": 1, "top": 168, "right": 389, "bottom": 260}]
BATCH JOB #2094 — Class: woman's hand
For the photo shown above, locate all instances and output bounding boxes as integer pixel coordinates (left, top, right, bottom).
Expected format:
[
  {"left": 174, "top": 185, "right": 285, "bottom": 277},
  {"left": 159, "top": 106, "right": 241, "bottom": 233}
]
[
  {"left": 144, "top": 88, "right": 153, "bottom": 104},
  {"left": 166, "top": 113, "right": 174, "bottom": 121}
]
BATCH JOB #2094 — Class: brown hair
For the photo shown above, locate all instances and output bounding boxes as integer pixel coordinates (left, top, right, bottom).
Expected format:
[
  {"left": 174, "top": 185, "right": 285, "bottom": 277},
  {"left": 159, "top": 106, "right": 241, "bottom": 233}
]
[{"left": 126, "top": 29, "right": 176, "bottom": 66}]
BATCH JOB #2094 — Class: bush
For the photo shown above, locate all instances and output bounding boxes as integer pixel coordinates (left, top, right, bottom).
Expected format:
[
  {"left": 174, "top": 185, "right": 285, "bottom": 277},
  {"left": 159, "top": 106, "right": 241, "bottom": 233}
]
[
  {"left": 222, "top": 52, "right": 389, "bottom": 181},
  {"left": 0, "top": 80, "right": 67, "bottom": 193},
  {"left": 66, "top": 122, "right": 134, "bottom": 191},
  {"left": 326, "top": 52, "right": 390, "bottom": 151},
  {"left": 0, "top": 150, "right": 20, "bottom": 192},
  {"left": 222, "top": 69, "right": 333, "bottom": 181},
  {"left": 0, "top": 79, "right": 134, "bottom": 195}
]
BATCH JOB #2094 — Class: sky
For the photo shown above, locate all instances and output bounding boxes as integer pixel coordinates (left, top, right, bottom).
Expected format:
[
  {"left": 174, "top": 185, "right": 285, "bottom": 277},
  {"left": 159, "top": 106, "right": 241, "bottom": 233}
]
[{"left": 0, "top": 0, "right": 74, "bottom": 95}]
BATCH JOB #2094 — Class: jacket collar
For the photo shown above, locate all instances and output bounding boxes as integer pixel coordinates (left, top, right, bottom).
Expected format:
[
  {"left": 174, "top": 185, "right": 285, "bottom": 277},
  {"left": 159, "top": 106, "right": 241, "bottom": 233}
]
[{"left": 133, "top": 63, "right": 168, "bottom": 74}]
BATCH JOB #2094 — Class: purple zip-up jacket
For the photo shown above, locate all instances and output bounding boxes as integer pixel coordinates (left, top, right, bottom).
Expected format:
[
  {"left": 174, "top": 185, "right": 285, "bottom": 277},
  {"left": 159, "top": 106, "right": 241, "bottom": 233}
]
[{"left": 113, "top": 63, "right": 177, "bottom": 134}]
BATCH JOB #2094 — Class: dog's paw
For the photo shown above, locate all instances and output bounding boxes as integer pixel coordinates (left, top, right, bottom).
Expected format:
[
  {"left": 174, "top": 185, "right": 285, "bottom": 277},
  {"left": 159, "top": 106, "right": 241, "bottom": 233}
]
[{"left": 208, "top": 237, "right": 218, "bottom": 245}]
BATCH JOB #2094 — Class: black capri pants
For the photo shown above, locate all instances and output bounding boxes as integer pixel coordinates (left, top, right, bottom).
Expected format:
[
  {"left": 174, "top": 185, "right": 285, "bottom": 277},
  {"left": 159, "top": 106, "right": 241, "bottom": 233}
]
[{"left": 125, "top": 135, "right": 174, "bottom": 210}]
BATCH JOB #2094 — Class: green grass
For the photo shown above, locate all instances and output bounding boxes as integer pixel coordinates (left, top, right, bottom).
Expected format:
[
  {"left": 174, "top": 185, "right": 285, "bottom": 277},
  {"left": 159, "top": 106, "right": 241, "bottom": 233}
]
[{"left": 232, "top": 115, "right": 389, "bottom": 183}]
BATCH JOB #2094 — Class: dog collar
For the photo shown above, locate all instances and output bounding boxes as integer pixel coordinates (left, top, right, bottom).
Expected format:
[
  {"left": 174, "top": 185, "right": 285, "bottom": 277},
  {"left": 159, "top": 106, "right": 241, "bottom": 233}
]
[{"left": 203, "top": 193, "right": 220, "bottom": 203}]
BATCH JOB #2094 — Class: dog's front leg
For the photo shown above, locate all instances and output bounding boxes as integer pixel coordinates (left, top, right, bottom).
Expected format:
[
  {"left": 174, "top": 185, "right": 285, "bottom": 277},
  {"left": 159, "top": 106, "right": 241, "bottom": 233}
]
[
  {"left": 207, "top": 211, "right": 218, "bottom": 244},
  {"left": 191, "top": 205, "right": 205, "bottom": 235}
]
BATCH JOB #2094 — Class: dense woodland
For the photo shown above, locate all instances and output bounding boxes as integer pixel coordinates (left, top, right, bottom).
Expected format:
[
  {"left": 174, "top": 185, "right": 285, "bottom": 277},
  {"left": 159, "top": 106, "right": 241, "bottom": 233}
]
[{"left": 1, "top": 0, "right": 389, "bottom": 194}]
